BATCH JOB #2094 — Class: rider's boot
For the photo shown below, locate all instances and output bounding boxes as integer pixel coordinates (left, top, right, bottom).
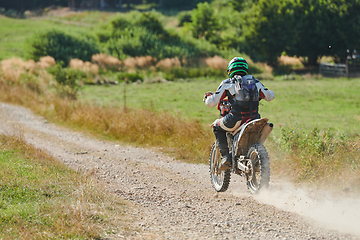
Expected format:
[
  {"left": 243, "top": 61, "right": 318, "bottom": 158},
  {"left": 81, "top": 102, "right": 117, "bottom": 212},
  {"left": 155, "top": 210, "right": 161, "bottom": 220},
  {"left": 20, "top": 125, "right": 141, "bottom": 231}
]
[
  {"left": 213, "top": 127, "right": 232, "bottom": 172},
  {"left": 218, "top": 154, "right": 231, "bottom": 172}
]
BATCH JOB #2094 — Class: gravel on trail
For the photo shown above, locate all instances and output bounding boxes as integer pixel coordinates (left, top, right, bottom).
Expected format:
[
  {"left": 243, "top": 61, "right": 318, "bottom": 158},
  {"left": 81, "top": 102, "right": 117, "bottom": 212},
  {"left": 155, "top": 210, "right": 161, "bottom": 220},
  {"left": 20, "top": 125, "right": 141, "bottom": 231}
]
[{"left": 0, "top": 102, "right": 359, "bottom": 240}]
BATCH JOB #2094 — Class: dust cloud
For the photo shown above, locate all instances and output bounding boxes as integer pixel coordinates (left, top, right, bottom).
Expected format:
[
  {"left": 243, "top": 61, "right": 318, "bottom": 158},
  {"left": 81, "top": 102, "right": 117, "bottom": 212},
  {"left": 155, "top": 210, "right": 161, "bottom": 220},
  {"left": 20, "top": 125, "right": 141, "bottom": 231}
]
[{"left": 254, "top": 182, "right": 360, "bottom": 236}]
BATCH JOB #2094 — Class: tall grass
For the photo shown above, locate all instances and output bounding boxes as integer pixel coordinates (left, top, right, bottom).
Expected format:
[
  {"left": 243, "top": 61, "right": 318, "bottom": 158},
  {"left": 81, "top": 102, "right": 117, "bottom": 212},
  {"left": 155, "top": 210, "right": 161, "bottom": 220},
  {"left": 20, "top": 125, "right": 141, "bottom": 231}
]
[
  {"left": 274, "top": 127, "right": 360, "bottom": 189},
  {"left": 0, "top": 134, "right": 132, "bottom": 239}
]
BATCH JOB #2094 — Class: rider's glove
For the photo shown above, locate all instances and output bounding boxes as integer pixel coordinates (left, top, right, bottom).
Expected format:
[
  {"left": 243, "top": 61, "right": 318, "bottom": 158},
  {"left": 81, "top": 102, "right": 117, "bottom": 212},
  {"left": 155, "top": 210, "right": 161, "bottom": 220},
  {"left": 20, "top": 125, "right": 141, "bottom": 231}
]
[{"left": 203, "top": 91, "right": 214, "bottom": 102}]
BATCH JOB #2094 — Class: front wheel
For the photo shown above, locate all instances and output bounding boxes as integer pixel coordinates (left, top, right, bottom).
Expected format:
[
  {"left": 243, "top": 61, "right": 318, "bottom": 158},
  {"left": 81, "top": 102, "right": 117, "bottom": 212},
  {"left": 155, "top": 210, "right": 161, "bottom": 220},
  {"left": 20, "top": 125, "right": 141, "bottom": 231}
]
[
  {"left": 209, "top": 142, "right": 231, "bottom": 192},
  {"left": 246, "top": 143, "right": 270, "bottom": 193}
]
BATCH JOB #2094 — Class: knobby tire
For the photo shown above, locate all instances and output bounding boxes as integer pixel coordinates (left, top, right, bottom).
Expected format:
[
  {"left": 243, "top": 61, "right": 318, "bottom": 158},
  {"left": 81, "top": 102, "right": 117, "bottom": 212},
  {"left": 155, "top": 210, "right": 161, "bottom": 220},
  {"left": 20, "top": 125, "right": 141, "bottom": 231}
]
[
  {"left": 246, "top": 143, "right": 270, "bottom": 193},
  {"left": 209, "top": 142, "right": 231, "bottom": 192}
]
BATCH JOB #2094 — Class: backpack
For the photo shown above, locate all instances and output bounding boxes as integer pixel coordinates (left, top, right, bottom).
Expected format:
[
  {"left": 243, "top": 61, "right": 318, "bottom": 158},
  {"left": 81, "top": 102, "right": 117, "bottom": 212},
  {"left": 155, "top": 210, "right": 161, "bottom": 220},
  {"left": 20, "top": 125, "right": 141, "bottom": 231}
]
[
  {"left": 238, "top": 75, "right": 259, "bottom": 117},
  {"left": 240, "top": 75, "right": 259, "bottom": 101}
]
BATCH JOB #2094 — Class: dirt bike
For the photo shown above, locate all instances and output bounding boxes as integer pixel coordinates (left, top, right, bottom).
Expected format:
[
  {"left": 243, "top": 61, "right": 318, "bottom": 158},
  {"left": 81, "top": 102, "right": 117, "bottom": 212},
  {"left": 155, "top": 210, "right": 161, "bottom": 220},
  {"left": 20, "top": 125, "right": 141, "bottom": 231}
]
[{"left": 209, "top": 100, "right": 273, "bottom": 193}]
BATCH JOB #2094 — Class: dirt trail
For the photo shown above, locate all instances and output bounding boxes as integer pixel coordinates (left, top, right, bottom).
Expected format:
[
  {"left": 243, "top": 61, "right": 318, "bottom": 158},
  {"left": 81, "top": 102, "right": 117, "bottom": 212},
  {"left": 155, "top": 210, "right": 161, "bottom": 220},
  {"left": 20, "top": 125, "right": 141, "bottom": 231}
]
[{"left": 1, "top": 102, "right": 359, "bottom": 240}]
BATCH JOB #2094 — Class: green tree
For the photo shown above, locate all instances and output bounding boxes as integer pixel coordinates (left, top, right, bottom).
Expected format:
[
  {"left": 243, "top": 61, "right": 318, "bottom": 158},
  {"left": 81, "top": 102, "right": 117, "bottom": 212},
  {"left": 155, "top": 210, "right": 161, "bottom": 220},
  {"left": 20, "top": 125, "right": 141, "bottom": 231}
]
[
  {"left": 242, "top": 0, "right": 297, "bottom": 65},
  {"left": 29, "top": 30, "right": 99, "bottom": 66},
  {"left": 190, "top": 2, "right": 220, "bottom": 43},
  {"left": 338, "top": 1, "right": 360, "bottom": 61},
  {"left": 287, "top": 0, "right": 338, "bottom": 65},
  {"left": 227, "top": 0, "right": 253, "bottom": 10},
  {"left": 99, "top": 12, "right": 195, "bottom": 60},
  {"left": 241, "top": 0, "right": 360, "bottom": 66}
]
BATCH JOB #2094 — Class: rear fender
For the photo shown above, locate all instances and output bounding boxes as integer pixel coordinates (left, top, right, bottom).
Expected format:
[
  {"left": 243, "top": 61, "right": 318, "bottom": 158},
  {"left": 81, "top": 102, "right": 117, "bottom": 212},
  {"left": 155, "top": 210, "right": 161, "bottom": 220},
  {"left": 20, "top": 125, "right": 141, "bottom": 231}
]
[{"left": 232, "top": 118, "right": 273, "bottom": 157}]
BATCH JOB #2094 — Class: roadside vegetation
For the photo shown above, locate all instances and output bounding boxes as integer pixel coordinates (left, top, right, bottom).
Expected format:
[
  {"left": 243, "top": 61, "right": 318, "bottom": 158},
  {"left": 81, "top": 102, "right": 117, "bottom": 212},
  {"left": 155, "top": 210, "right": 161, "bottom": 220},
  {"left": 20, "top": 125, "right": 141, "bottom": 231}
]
[
  {"left": 0, "top": 3, "right": 360, "bottom": 236},
  {"left": 0, "top": 134, "right": 134, "bottom": 239},
  {"left": 1, "top": 54, "right": 359, "bottom": 191}
]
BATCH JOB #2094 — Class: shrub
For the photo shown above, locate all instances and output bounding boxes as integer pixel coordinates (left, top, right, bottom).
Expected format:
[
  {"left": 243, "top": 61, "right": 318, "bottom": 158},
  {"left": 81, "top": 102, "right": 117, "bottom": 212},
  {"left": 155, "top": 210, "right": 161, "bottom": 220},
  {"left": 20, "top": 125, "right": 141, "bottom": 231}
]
[
  {"left": 47, "top": 64, "right": 85, "bottom": 99},
  {"left": 117, "top": 72, "right": 144, "bottom": 83},
  {"left": 278, "top": 126, "right": 358, "bottom": 181},
  {"left": 99, "top": 12, "right": 224, "bottom": 61},
  {"left": 137, "top": 12, "right": 167, "bottom": 36},
  {"left": 29, "top": 30, "right": 99, "bottom": 66},
  {"left": 190, "top": 2, "right": 220, "bottom": 41},
  {"left": 178, "top": 11, "right": 192, "bottom": 26}
]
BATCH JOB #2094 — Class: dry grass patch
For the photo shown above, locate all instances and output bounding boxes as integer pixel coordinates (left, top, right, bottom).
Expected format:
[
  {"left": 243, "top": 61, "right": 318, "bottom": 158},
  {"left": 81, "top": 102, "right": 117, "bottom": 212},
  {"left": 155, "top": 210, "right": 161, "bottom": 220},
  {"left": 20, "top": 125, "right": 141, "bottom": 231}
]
[
  {"left": 156, "top": 57, "right": 181, "bottom": 70},
  {"left": 123, "top": 56, "right": 156, "bottom": 69},
  {"left": 52, "top": 102, "right": 212, "bottom": 162},
  {"left": 205, "top": 55, "right": 227, "bottom": 70},
  {"left": 0, "top": 134, "right": 135, "bottom": 239},
  {"left": 1, "top": 58, "right": 36, "bottom": 82},
  {"left": 37, "top": 56, "right": 56, "bottom": 68},
  {"left": 0, "top": 57, "right": 54, "bottom": 85},
  {"left": 92, "top": 53, "right": 122, "bottom": 70},
  {"left": 278, "top": 55, "right": 304, "bottom": 67},
  {"left": 70, "top": 58, "right": 99, "bottom": 75}
]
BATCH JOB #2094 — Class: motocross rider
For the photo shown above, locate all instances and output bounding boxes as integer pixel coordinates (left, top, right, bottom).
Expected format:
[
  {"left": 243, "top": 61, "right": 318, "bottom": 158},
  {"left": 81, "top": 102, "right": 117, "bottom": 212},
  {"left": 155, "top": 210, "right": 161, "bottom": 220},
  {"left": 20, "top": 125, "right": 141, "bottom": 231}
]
[{"left": 203, "top": 57, "right": 275, "bottom": 172}]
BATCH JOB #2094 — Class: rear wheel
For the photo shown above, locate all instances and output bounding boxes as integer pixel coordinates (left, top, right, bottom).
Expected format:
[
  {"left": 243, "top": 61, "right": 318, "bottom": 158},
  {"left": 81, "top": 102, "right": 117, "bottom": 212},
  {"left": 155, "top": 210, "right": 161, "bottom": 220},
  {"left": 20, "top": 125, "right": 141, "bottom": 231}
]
[
  {"left": 209, "top": 142, "right": 231, "bottom": 192},
  {"left": 246, "top": 143, "right": 270, "bottom": 193}
]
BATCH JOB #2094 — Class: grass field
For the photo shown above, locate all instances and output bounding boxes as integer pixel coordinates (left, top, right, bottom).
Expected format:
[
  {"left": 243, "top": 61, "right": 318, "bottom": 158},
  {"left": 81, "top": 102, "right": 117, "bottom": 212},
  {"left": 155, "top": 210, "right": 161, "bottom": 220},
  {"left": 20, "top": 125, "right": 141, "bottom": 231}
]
[
  {"left": 0, "top": 15, "right": 97, "bottom": 61},
  {"left": 79, "top": 76, "right": 360, "bottom": 139},
  {"left": 0, "top": 134, "right": 131, "bottom": 239}
]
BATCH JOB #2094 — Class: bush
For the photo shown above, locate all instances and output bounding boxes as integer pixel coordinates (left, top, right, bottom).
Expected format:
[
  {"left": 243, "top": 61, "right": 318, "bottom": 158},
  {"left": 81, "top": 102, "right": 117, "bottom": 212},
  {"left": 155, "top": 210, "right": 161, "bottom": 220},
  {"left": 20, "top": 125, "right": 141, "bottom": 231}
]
[
  {"left": 29, "top": 30, "right": 99, "bottom": 66},
  {"left": 117, "top": 72, "right": 144, "bottom": 83},
  {"left": 99, "top": 12, "right": 225, "bottom": 61},
  {"left": 177, "top": 11, "right": 192, "bottom": 26},
  {"left": 47, "top": 64, "right": 86, "bottom": 99},
  {"left": 278, "top": 126, "right": 358, "bottom": 181}
]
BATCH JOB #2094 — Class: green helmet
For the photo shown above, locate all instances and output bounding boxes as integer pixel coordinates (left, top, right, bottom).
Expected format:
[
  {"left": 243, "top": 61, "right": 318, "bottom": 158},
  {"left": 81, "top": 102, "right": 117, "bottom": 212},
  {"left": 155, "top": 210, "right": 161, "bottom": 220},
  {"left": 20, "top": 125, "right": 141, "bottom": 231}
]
[{"left": 227, "top": 57, "right": 248, "bottom": 78}]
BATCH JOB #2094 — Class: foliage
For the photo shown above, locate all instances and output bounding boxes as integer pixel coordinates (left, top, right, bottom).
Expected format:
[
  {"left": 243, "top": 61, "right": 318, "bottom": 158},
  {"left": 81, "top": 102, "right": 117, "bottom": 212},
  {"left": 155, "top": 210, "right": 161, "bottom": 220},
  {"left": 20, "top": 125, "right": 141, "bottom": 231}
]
[
  {"left": 47, "top": 64, "right": 85, "bottom": 99},
  {"left": 289, "top": 0, "right": 360, "bottom": 65},
  {"left": 241, "top": 0, "right": 360, "bottom": 66},
  {"left": 0, "top": 8, "right": 24, "bottom": 18},
  {"left": 280, "top": 127, "right": 344, "bottom": 157},
  {"left": 278, "top": 126, "right": 359, "bottom": 182},
  {"left": 177, "top": 11, "right": 192, "bottom": 26},
  {"left": 98, "top": 11, "right": 225, "bottom": 60},
  {"left": 3, "top": 0, "right": 360, "bottom": 66},
  {"left": 29, "top": 30, "right": 99, "bottom": 66},
  {"left": 241, "top": 0, "right": 297, "bottom": 65},
  {"left": 117, "top": 71, "right": 144, "bottom": 82},
  {"left": 226, "top": 0, "right": 253, "bottom": 9},
  {"left": 190, "top": 2, "right": 220, "bottom": 43}
]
